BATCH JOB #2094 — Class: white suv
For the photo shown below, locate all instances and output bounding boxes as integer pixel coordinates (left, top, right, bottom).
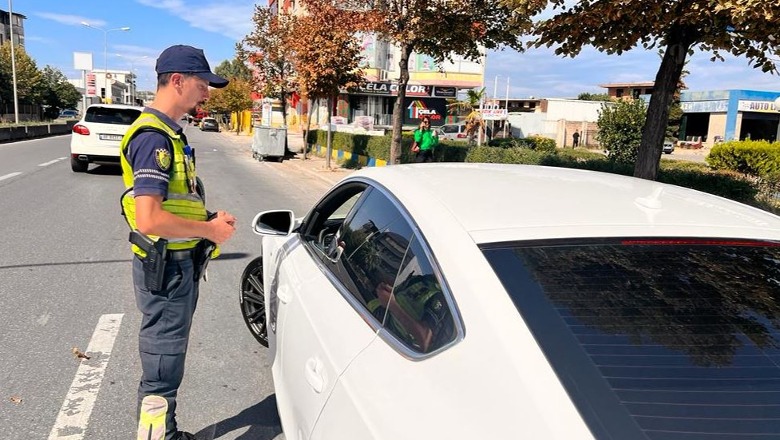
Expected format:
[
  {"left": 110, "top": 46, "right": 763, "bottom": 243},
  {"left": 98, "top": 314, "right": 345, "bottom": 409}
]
[{"left": 70, "top": 104, "right": 142, "bottom": 172}]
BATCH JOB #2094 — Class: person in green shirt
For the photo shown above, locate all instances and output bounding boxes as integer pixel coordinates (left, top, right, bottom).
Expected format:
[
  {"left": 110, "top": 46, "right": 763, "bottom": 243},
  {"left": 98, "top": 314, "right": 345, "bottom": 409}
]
[{"left": 413, "top": 116, "right": 438, "bottom": 163}]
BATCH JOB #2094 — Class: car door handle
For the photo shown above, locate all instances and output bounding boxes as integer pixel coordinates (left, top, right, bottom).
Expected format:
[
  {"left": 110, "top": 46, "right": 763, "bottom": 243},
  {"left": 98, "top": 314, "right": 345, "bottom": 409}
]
[{"left": 304, "top": 357, "right": 325, "bottom": 393}]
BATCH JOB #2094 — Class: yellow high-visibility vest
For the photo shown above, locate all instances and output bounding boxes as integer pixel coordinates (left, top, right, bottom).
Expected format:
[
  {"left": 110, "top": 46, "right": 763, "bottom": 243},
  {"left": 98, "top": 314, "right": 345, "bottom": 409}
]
[{"left": 120, "top": 112, "right": 206, "bottom": 256}]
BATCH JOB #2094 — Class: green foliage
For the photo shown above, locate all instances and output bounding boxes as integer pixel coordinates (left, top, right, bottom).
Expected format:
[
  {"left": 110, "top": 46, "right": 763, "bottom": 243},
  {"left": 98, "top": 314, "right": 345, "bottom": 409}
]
[
  {"left": 706, "top": 140, "right": 780, "bottom": 200},
  {"left": 214, "top": 57, "right": 252, "bottom": 81},
  {"left": 597, "top": 99, "right": 647, "bottom": 165},
  {"left": 487, "top": 135, "right": 556, "bottom": 152},
  {"left": 39, "top": 66, "right": 81, "bottom": 119},
  {"left": 706, "top": 140, "right": 780, "bottom": 179},
  {"left": 0, "top": 43, "right": 42, "bottom": 104},
  {"left": 577, "top": 93, "right": 612, "bottom": 102}
]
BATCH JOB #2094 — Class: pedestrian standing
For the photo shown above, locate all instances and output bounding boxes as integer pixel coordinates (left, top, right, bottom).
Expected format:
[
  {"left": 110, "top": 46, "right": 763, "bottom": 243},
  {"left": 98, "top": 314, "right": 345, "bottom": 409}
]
[
  {"left": 119, "top": 45, "right": 237, "bottom": 440},
  {"left": 413, "top": 116, "right": 438, "bottom": 163},
  {"left": 572, "top": 130, "right": 580, "bottom": 148}
]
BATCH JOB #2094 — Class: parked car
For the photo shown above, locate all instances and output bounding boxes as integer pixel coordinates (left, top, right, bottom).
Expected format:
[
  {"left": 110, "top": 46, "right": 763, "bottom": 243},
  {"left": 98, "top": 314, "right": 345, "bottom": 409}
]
[
  {"left": 58, "top": 109, "right": 79, "bottom": 119},
  {"left": 69, "top": 104, "right": 142, "bottom": 172},
  {"left": 663, "top": 140, "right": 675, "bottom": 154},
  {"left": 199, "top": 117, "right": 219, "bottom": 132},
  {"left": 240, "top": 164, "right": 780, "bottom": 440},
  {"left": 436, "top": 123, "right": 468, "bottom": 141}
]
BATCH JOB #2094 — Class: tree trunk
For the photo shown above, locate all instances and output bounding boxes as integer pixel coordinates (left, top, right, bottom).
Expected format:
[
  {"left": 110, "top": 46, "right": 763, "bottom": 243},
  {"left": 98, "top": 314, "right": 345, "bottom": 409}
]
[
  {"left": 303, "top": 97, "right": 315, "bottom": 160},
  {"left": 634, "top": 31, "right": 692, "bottom": 180},
  {"left": 326, "top": 96, "right": 332, "bottom": 169},
  {"left": 280, "top": 88, "right": 289, "bottom": 154},
  {"left": 390, "top": 43, "right": 413, "bottom": 165}
]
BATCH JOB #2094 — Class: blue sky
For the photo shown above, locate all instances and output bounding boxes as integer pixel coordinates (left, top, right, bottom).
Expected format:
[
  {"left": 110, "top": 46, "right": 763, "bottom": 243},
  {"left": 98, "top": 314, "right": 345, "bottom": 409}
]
[{"left": 16, "top": 0, "right": 780, "bottom": 97}]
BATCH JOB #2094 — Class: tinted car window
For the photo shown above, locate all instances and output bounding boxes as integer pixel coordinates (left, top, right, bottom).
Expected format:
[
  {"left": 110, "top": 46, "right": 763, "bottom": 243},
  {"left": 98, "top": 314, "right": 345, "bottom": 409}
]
[
  {"left": 330, "top": 188, "right": 414, "bottom": 321},
  {"left": 85, "top": 107, "right": 141, "bottom": 125},
  {"left": 441, "top": 125, "right": 460, "bottom": 134},
  {"left": 382, "top": 235, "right": 456, "bottom": 354},
  {"left": 483, "top": 239, "right": 780, "bottom": 440},
  {"left": 304, "top": 183, "right": 366, "bottom": 255}
]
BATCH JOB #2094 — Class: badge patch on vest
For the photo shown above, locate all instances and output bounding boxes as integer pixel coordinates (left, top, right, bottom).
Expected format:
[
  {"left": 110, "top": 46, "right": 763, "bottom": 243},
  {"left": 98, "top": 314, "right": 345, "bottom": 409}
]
[{"left": 155, "top": 148, "right": 171, "bottom": 171}]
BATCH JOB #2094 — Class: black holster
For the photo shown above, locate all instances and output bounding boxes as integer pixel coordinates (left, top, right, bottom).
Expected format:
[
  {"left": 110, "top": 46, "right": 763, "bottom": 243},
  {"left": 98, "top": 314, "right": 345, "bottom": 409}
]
[
  {"left": 193, "top": 239, "right": 216, "bottom": 281},
  {"left": 129, "top": 231, "right": 168, "bottom": 291}
]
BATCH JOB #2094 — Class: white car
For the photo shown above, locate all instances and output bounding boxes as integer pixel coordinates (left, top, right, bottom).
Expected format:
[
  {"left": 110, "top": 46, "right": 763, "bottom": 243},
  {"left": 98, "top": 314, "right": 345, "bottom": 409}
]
[
  {"left": 70, "top": 104, "right": 142, "bottom": 172},
  {"left": 436, "top": 122, "right": 467, "bottom": 141},
  {"left": 240, "top": 163, "right": 780, "bottom": 440}
]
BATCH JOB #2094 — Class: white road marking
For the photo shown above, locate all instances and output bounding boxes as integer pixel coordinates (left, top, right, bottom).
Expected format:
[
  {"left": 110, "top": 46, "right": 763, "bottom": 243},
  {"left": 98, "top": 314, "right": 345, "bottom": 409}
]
[
  {"left": 0, "top": 172, "right": 22, "bottom": 181},
  {"left": 48, "top": 314, "right": 124, "bottom": 440},
  {"left": 38, "top": 157, "right": 65, "bottom": 167}
]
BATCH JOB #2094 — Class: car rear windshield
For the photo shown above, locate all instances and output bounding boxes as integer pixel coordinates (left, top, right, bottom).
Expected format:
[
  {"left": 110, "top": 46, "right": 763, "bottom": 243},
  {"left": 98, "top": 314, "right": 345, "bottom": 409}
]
[
  {"left": 85, "top": 107, "right": 141, "bottom": 125},
  {"left": 482, "top": 238, "right": 780, "bottom": 440}
]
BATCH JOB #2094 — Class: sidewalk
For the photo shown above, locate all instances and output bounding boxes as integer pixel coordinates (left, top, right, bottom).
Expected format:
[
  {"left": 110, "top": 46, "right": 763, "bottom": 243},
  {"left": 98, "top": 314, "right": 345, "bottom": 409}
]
[{"left": 217, "top": 129, "right": 352, "bottom": 186}]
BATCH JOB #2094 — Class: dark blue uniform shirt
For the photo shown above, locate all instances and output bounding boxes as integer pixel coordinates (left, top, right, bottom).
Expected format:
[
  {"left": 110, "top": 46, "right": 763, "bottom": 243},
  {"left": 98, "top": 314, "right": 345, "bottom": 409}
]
[{"left": 126, "top": 108, "right": 186, "bottom": 199}]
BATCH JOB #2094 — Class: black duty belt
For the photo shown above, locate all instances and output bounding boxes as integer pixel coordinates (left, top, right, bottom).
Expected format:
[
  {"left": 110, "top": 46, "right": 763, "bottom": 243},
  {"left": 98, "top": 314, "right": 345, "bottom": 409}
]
[{"left": 166, "top": 249, "right": 195, "bottom": 261}]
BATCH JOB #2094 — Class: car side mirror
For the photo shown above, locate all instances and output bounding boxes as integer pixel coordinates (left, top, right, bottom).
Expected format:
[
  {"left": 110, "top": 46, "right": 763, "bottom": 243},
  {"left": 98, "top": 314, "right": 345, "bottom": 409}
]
[{"left": 252, "top": 210, "right": 295, "bottom": 236}]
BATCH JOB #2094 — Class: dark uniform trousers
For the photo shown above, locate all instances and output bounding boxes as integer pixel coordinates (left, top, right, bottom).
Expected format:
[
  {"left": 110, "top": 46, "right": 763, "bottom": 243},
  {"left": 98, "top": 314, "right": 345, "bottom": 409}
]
[{"left": 133, "top": 255, "right": 199, "bottom": 440}]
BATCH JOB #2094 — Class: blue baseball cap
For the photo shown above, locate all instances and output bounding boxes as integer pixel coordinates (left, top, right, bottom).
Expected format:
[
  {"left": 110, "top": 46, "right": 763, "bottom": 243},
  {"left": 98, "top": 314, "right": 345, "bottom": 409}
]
[{"left": 155, "top": 45, "right": 229, "bottom": 88}]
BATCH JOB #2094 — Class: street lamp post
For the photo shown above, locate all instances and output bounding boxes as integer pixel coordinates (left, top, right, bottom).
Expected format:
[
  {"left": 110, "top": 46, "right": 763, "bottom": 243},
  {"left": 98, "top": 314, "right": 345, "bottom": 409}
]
[
  {"left": 81, "top": 22, "right": 130, "bottom": 104},
  {"left": 115, "top": 54, "right": 148, "bottom": 105},
  {"left": 7, "top": 0, "right": 19, "bottom": 123}
]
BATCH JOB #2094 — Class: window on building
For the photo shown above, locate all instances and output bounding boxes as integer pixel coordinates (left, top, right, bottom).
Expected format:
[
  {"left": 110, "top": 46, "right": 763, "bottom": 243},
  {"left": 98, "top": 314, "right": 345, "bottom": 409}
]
[
  {"left": 632, "top": 89, "right": 641, "bottom": 99},
  {"left": 615, "top": 88, "right": 624, "bottom": 98}
]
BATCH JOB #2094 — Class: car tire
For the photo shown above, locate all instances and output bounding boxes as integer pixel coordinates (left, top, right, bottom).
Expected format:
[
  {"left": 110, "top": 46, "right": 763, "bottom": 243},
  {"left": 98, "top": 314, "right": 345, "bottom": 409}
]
[
  {"left": 239, "top": 256, "right": 269, "bottom": 347},
  {"left": 71, "top": 156, "right": 88, "bottom": 173}
]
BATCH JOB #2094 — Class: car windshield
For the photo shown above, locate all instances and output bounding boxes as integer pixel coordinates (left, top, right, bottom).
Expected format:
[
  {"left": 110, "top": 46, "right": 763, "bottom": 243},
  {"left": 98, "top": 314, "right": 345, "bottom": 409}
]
[
  {"left": 482, "top": 238, "right": 780, "bottom": 440},
  {"left": 85, "top": 107, "right": 141, "bottom": 125}
]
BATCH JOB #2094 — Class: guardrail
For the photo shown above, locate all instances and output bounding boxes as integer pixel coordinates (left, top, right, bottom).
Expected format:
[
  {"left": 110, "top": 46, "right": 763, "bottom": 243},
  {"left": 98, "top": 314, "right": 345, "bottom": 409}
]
[{"left": 0, "top": 121, "right": 77, "bottom": 143}]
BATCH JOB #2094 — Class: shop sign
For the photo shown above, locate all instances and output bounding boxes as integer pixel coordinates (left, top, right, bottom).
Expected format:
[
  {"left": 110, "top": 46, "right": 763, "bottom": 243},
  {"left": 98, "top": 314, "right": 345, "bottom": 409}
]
[
  {"left": 680, "top": 100, "right": 728, "bottom": 113},
  {"left": 407, "top": 100, "right": 443, "bottom": 121},
  {"left": 86, "top": 73, "right": 96, "bottom": 97},
  {"left": 738, "top": 100, "right": 780, "bottom": 113},
  {"left": 480, "top": 101, "right": 507, "bottom": 120},
  {"left": 357, "top": 82, "right": 433, "bottom": 97},
  {"left": 433, "top": 86, "right": 457, "bottom": 98}
]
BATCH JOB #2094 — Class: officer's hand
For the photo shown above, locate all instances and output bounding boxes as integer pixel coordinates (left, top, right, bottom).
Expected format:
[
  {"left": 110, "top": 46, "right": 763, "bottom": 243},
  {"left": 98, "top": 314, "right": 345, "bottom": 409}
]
[
  {"left": 217, "top": 210, "right": 237, "bottom": 226},
  {"left": 207, "top": 211, "right": 236, "bottom": 244}
]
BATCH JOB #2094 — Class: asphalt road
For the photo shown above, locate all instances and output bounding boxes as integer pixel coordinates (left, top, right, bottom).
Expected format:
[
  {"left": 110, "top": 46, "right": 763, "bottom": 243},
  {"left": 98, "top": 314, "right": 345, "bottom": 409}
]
[{"left": 0, "top": 128, "right": 333, "bottom": 439}]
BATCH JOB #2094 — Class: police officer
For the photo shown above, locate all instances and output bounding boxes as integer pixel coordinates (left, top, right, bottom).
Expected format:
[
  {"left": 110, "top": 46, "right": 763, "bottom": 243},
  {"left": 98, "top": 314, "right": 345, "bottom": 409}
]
[{"left": 119, "top": 45, "right": 237, "bottom": 440}]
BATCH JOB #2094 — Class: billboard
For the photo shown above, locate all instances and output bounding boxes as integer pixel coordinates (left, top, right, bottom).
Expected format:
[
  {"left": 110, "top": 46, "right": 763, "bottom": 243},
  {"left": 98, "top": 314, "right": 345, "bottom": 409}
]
[{"left": 404, "top": 98, "right": 446, "bottom": 126}]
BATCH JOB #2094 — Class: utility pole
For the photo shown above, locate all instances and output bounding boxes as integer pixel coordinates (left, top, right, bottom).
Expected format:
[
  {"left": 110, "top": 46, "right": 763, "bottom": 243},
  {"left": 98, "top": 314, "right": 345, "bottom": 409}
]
[{"left": 8, "top": 0, "right": 19, "bottom": 124}]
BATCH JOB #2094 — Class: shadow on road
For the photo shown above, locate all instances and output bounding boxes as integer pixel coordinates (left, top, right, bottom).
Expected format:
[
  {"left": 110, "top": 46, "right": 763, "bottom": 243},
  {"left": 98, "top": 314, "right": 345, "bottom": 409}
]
[
  {"left": 196, "top": 394, "right": 283, "bottom": 440},
  {"left": 86, "top": 164, "right": 123, "bottom": 175}
]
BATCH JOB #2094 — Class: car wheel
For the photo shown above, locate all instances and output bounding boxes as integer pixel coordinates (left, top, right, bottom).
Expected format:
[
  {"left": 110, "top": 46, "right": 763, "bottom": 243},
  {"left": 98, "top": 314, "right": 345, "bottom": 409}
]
[
  {"left": 239, "top": 256, "right": 268, "bottom": 347},
  {"left": 71, "top": 156, "right": 88, "bottom": 173}
]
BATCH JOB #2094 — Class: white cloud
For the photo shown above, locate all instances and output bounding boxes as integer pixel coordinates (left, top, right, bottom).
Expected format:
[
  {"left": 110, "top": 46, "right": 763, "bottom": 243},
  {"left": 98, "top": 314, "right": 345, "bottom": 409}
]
[
  {"left": 33, "top": 12, "right": 106, "bottom": 28},
  {"left": 24, "top": 35, "right": 56, "bottom": 45},
  {"left": 134, "top": 0, "right": 255, "bottom": 41}
]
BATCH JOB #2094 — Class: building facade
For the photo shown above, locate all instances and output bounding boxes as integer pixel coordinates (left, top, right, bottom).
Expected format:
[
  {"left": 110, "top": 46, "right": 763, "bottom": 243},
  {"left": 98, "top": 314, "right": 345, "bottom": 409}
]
[
  {"left": 600, "top": 82, "right": 655, "bottom": 100},
  {"left": 268, "top": 0, "right": 485, "bottom": 129},
  {"left": 0, "top": 8, "right": 25, "bottom": 47},
  {"left": 680, "top": 90, "right": 780, "bottom": 147}
]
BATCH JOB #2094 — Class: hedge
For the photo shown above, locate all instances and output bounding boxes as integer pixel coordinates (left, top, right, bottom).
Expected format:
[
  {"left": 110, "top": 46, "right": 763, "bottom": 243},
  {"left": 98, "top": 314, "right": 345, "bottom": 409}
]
[
  {"left": 466, "top": 146, "right": 762, "bottom": 209},
  {"left": 303, "top": 130, "right": 773, "bottom": 213},
  {"left": 707, "top": 140, "right": 780, "bottom": 183},
  {"left": 306, "top": 129, "right": 470, "bottom": 164}
]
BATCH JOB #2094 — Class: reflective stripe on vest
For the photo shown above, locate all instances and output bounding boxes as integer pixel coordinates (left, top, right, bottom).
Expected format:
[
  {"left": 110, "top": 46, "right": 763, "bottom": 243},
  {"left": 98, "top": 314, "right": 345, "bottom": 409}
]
[{"left": 120, "top": 113, "right": 206, "bottom": 254}]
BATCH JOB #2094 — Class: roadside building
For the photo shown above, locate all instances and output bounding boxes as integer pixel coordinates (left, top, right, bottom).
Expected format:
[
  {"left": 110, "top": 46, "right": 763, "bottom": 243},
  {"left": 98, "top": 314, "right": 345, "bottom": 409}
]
[
  {"left": 600, "top": 81, "right": 655, "bottom": 100},
  {"left": 679, "top": 89, "right": 780, "bottom": 147},
  {"left": 0, "top": 8, "right": 25, "bottom": 46},
  {"left": 68, "top": 69, "right": 141, "bottom": 107},
  {"left": 506, "top": 98, "right": 607, "bottom": 147},
  {"left": 269, "top": 0, "right": 484, "bottom": 130}
]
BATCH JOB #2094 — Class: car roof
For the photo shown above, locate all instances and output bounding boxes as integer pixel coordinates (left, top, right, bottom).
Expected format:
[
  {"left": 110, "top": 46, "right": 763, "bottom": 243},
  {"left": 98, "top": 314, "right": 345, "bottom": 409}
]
[
  {"left": 348, "top": 163, "right": 780, "bottom": 244},
  {"left": 86, "top": 103, "right": 140, "bottom": 111}
]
